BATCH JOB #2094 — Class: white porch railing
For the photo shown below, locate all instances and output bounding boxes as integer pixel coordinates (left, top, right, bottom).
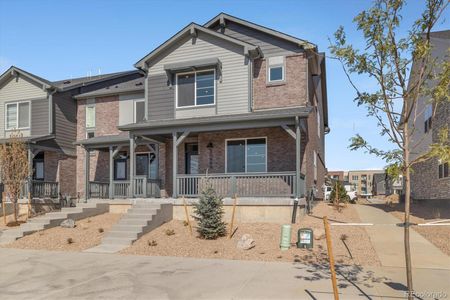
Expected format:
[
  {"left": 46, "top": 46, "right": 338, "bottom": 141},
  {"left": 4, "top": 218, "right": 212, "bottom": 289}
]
[
  {"left": 19, "top": 180, "right": 59, "bottom": 199},
  {"left": 176, "top": 172, "right": 304, "bottom": 197},
  {"left": 89, "top": 178, "right": 161, "bottom": 199}
]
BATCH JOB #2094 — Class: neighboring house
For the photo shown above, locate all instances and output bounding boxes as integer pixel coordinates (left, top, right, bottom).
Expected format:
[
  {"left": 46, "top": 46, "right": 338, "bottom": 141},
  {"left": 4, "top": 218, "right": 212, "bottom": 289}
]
[
  {"left": 409, "top": 30, "right": 450, "bottom": 201},
  {"left": 0, "top": 66, "right": 142, "bottom": 198},
  {"left": 327, "top": 171, "right": 346, "bottom": 182},
  {"left": 75, "top": 13, "right": 329, "bottom": 202},
  {"left": 347, "top": 170, "right": 385, "bottom": 197},
  {"left": 373, "top": 173, "right": 404, "bottom": 196}
]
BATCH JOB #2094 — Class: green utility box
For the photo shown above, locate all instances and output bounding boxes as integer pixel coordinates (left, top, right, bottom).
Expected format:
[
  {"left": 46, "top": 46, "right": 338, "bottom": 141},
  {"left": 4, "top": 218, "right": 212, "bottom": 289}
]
[
  {"left": 280, "top": 224, "right": 292, "bottom": 250},
  {"left": 297, "top": 228, "right": 313, "bottom": 249}
]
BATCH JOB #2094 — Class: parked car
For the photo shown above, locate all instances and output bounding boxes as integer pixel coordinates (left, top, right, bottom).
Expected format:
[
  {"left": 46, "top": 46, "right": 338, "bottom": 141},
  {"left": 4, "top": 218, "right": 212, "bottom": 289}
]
[{"left": 324, "top": 185, "right": 357, "bottom": 202}]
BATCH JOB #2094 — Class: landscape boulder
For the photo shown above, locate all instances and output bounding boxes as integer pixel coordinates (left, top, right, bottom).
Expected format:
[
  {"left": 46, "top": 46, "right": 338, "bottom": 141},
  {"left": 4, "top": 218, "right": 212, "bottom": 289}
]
[
  {"left": 60, "top": 219, "right": 75, "bottom": 228},
  {"left": 237, "top": 234, "right": 255, "bottom": 250}
]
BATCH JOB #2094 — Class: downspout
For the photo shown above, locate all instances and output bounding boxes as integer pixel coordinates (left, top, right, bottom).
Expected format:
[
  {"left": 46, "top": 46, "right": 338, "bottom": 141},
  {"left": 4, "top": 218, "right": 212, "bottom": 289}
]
[{"left": 248, "top": 56, "right": 253, "bottom": 112}]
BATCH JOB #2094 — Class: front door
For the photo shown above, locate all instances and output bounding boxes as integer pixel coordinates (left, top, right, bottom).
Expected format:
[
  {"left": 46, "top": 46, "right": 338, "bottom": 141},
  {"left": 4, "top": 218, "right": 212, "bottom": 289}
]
[{"left": 185, "top": 143, "right": 199, "bottom": 174}]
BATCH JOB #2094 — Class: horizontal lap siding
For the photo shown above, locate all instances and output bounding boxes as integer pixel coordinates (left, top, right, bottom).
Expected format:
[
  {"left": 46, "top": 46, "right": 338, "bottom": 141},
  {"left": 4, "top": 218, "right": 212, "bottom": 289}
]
[
  {"left": 147, "top": 32, "right": 249, "bottom": 120},
  {"left": 213, "top": 21, "right": 303, "bottom": 57},
  {"left": 31, "top": 98, "right": 49, "bottom": 135},
  {"left": 0, "top": 76, "right": 47, "bottom": 138},
  {"left": 54, "top": 91, "right": 77, "bottom": 155},
  {"left": 148, "top": 74, "right": 174, "bottom": 120}
]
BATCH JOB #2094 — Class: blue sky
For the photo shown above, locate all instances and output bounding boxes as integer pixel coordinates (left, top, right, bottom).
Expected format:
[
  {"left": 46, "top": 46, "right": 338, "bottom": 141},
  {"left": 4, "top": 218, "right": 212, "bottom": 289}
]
[{"left": 0, "top": 0, "right": 448, "bottom": 171}]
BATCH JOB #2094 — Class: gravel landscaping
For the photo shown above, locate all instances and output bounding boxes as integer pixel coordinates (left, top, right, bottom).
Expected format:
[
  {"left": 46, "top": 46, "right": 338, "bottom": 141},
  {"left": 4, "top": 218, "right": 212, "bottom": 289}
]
[
  {"left": 1, "top": 213, "right": 122, "bottom": 251},
  {"left": 121, "top": 202, "right": 380, "bottom": 266}
]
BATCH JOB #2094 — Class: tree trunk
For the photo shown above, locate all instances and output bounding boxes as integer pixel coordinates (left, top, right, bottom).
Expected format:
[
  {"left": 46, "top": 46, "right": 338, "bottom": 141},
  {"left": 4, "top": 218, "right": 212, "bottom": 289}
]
[
  {"left": 13, "top": 199, "right": 17, "bottom": 223},
  {"left": 404, "top": 122, "right": 414, "bottom": 300}
]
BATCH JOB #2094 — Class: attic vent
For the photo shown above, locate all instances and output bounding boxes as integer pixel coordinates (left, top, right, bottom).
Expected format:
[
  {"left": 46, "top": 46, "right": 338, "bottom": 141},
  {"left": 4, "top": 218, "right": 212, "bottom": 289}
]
[
  {"left": 63, "top": 80, "right": 71, "bottom": 84},
  {"left": 135, "top": 82, "right": 143, "bottom": 86}
]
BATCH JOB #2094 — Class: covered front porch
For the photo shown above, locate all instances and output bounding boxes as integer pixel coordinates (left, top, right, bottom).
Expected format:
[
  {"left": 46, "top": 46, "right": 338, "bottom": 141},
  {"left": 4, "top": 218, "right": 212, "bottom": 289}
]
[{"left": 112, "top": 107, "right": 311, "bottom": 200}]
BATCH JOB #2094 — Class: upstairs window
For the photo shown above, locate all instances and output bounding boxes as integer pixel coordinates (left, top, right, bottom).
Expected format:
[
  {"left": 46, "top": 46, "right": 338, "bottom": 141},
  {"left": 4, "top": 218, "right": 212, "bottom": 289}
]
[
  {"left": 439, "top": 161, "right": 449, "bottom": 179},
  {"left": 134, "top": 99, "right": 145, "bottom": 123},
  {"left": 176, "top": 70, "right": 215, "bottom": 108},
  {"left": 424, "top": 104, "right": 432, "bottom": 133},
  {"left": 6, "top": 102, "right": 30, "bottom": 130},
  {"left": 267, "top": 56, "right": 285, "bottom": 83},
  {"left": 85, "top": 104, "right": 95, "bottom": 129}
]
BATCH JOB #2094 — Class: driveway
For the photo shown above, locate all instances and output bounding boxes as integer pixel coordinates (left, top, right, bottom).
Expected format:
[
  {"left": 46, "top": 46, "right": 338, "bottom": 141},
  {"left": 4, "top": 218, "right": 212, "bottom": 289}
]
[
  {"left": 0, "top": 248, "right": 449, "bottom": 299},
  {"left": 354, "top": 204, "right": 450, "bottom": 270}
]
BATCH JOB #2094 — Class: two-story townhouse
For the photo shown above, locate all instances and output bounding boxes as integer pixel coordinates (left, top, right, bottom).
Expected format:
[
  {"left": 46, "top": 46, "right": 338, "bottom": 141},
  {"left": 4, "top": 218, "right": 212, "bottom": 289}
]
[
  {"left": 76, "top": 13, "right": 329, "bottom": 208},
  {"left": 0, "top": 66, "right": 142, "bottom": 199},
  {"left": 409, "top": 30, "right": 450, "bottom": 201}
]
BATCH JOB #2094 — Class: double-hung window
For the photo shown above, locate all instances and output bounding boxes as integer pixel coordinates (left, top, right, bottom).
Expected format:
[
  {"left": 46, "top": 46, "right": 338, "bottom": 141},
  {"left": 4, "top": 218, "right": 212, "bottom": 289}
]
[
  {"left": 438, "top": 161, "right": 449, "bottom": 179},
  {"left": 424, "top": 104, "right": 432, "bottom": 133},
  {"left": 85, "top": 104, "right": 96, "bottom": 129},
  {"left": 6, "top": 102, "right": 30, "bottom": 130},
  {"left": 176, "top": 70, "right": 215, "bottom": 108},
  {"left": 226, "top": 138, "right": 267, "bottom": 173},
  {"left": 134, "top": 99, "right": 145, "bottom": 123},
  {"left": 267, "top": 56, "right": 285, "bottom": 83}
]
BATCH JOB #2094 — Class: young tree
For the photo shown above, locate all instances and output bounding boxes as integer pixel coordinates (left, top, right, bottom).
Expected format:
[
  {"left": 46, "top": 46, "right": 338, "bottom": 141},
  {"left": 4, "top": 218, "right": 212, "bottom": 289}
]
[
  {"left": 0, "top": 131, "right": 29, "bottom": 223},
  {"left": 193, "top": 182, "right": 227, "bottom": 239},
  {"left": 329, "top": 0, "right": 449, "bottom": 297},
  {"left": 330, "top": 181, "right": 349, "bottom": 211}
]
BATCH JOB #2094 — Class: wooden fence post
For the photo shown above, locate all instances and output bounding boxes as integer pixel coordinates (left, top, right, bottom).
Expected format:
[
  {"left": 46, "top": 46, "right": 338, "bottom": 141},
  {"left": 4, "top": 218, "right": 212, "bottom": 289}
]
[
  {"left": 228, "top": 194, "right": 238, "bottom": 239},
  {"left": 182, "top": 197, "right": 192, "bottom": 236},
  {"left": 323, "top": 216, "right": 339, "bottom": 300}
]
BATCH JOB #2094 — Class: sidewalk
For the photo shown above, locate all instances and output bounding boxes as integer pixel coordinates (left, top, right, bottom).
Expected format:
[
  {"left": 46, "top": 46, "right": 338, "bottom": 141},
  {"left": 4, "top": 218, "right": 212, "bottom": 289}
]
[
  {"left": 0, "top": 248, "right": 449, "bottom": 299},
  {"left": 354, "top": 204, "right": 450, "bottom": 269}
]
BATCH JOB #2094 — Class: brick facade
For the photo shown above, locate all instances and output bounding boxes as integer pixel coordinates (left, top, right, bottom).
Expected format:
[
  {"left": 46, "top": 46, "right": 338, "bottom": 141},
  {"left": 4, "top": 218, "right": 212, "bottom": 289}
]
[
  {"left": 41, "top": 151, "right": 77, "bottom": 197},
  {"left": 76, "top": 96, "right": 121, "bottom": 197},
  {"left": 411, "top": 101, "right": 450, "bottom": 200},
  {"left": 253, "top": 54, "right": 308, "bottom": 110}
]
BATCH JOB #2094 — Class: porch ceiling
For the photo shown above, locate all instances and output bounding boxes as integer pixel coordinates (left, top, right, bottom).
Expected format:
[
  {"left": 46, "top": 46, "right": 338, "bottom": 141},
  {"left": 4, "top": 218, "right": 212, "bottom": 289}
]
[{"left": 120, "top": 107, "right": 311, "bottom": 136}]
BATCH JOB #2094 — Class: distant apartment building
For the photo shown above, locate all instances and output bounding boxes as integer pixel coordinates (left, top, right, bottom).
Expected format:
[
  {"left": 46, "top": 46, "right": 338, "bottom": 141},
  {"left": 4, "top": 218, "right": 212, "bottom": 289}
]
[
  {"left": 327, "top": 171, "right": 346, "bottom": 182},
  {"left": 373, "top": 173, "right": 403, "bottom": 196},
  {"left": 409, "top": 30, "right": 450, "bottom": 201},
  {"left": 348, "top": 170, "right": 385, "bottom": 196}
]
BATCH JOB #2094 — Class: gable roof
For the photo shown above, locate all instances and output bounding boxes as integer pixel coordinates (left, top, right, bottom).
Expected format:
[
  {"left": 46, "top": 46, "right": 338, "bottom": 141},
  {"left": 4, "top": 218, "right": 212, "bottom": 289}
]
[
  {"left": 135, "top": 22, "right": 262, "bottom": 69},
  {"left": 0, "top": 66, "right": 55, "bottom": 91},
  {"left": 74, "top": 76, "right": 145, "bottom": 99},
  {"left": 204, "top": 13, "right": 316, "bottom": 50},
  {"left": 53, "top": 70, "right": 141, "bottom": 91}
]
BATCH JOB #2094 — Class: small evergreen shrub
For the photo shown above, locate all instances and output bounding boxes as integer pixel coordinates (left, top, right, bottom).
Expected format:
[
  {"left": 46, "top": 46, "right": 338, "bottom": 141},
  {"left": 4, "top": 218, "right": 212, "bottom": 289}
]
[
  {"left": 165, "top": 229, "right": 175, "bottom": 236},
  {"left": 148, "top": 240, "right": 157, "bottom": 247},
  {"left": 193, "top": 183, "right": 226, "bottom": 239},
  {"left": 330, "top": 182, "right": 349, "bottom": 211}
]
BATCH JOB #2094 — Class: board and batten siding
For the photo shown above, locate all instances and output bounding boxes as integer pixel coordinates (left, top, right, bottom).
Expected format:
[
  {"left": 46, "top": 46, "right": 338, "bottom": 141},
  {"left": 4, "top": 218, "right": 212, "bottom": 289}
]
[
  {"left": 0, "top": 76, "right": 48, "bottom": 138},
  {"left": 147, "top": 31, "right": 249, "bottom": 120},
  {"left": 53, "top": 91, "right": 77, "bottom": 155},
  {"left": 212, "top": 21, "right": 303, "bottom": 57},
  {"left": 119, "top": 92, "right": 145, "bottom": 126}
]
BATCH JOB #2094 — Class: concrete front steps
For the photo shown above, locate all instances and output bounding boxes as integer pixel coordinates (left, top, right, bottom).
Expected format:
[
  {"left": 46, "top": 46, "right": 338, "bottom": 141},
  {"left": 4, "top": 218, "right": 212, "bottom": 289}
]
[
  {"left": 85, "top": 201, "right": 172, "bottom": 253},
  {"left": 0, "top": 203, "right": 109, "bottom": 244}
]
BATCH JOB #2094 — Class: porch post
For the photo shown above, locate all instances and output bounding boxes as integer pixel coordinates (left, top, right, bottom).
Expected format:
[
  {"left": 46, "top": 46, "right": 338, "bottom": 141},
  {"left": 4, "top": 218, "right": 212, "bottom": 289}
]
[
  {"left": 84, "top": 147, "right": 90, "bottom": 201},
  {"left": 295, "top": 116, "right": 302, "bottom": 198},
  {"left": 109, "top": 146, "right": 114, "bottom": 199},
  {"left": 129, "top": 134, "right": 135, "bottom": 198},
  {"left": 172, "top": 132, "right": 177, "bottom": 198}
]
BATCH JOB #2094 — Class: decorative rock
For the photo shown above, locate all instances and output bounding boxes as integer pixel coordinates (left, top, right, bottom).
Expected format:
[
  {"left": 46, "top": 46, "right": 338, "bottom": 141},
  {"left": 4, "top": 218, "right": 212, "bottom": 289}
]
[
  {"left": 314, "top": 229, "right": 326, "bottom": 240},
  {"left": 237, "top": 234, "right": 255, "bottom": 250},
  {"left": 60, "top": 219, "right": 75, "bottom": 228}
]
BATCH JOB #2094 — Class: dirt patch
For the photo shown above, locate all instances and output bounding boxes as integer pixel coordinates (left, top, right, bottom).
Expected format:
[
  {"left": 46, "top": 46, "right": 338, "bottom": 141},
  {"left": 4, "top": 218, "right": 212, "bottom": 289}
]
[
  {"left": 121, "top": 202, "right": 380, "bottom": 266},
  {"left": 1, "top": 213, "right": 122, "bottom": 251},
  {"left": 0, "top": 214, "right": 28, "bottom": 231}
]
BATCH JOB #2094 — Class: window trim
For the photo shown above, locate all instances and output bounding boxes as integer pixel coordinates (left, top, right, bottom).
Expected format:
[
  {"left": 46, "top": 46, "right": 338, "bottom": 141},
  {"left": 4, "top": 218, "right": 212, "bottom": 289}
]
[
  {"left": 133, "top": 99, "right": 145, "bottom": 123},
  {"left": 5, "top": 101, "right": 31, "bottom": 131},
  {"left": 224, "top": 137, "right": 267, "bottom": 174},
  {"left": 114, "top": 157, "right": 128, "bottom": 181},
  {"left": 33, "top": 159, "right": 44, "bottom": 180},
  {"left": 85, "top": 103, "right": 96, "bottom": 129},
  {"left": 438, "top": 161, "right": 449, "bottom": 179},
  {"left": 175, "top": 69, "right": 216, "bottom": 109},
  {"left": 266, "top": 56, "right": 286, "bottom": 84},
  {"left": 135, "top": 151, "right": 150, "bottom": 177}
]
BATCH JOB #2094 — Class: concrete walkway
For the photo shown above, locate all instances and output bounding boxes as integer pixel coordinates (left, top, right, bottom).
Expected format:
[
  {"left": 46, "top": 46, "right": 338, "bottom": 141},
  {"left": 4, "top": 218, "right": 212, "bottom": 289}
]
[
  {"left": 1, "top": 248, "right": 449, "bottom": 299},
  {"left": 354, "top": 204, "right": 450, "bottom": 269}
]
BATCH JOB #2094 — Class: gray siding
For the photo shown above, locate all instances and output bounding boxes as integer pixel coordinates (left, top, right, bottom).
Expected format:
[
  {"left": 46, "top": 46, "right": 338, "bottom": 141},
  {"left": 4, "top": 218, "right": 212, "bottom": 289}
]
[
  {"left": 30, "top": 98, "right": 49, "bottom": 136},
  {"left": 53, "top": 91, "right": 77, "bottom": 154},
  {"left": 0, "top": 76, "right": 47, "bottom": 138},
  {"left": 212, "top": 21, "right": 303, "bottom": 57},
  {"left": 147, "top": 31, "right": 249, "bottom": 119},
  {"left": 148, "top": 74, "right": 174, "bottom": 120}
]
